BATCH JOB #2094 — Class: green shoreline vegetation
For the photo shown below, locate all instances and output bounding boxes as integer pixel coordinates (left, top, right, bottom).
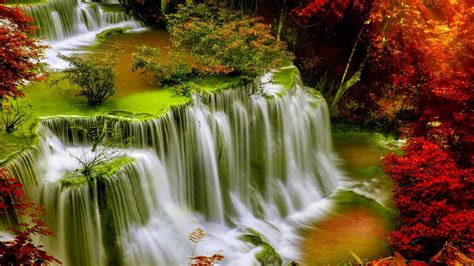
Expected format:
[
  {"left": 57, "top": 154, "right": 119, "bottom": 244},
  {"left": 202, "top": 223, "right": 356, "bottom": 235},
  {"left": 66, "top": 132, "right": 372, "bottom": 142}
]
[
  {"left": 61, "top": 156, "right": 134, "bottom": 187},
  {"left": 0, "top": 66, "right": 298, "bottom": 162}
]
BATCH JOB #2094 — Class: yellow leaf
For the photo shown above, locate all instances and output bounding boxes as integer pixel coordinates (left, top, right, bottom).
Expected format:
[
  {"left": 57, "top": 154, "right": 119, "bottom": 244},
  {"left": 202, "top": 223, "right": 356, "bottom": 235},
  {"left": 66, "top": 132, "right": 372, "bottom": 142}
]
[{"left": 349, "top": 249, "right": 363, "bottom": 264}]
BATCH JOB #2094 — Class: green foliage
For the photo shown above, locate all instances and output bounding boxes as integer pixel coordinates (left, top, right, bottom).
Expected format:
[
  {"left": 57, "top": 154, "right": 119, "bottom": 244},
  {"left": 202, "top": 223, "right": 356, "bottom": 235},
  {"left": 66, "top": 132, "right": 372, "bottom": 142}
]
[
  {"left": 173, "top": 82, "right": 202, "bottom": 97},
  {"left": 0, "top": 100, "right": 32, "bottom": 133},
  {"left": 66, "top": 122, "right": 134, "bottom": 181},
  {"left": 131, "top": 45, "right": 193, "bottom": 86},
  {"left": 58, "top": 53, "right": 117, "bottom": 106},
  {"left": 61, "top": 156, "right": 134, "bottom": 187},
  {"left": 240, "top": 229, "right": 283, "bottom": 265},
  {"left": 167, "top": 3, "right": 292, "bottom": 77},
  {"left": 131, "top": 3, "right": 292, "bottom": 88},
  {"left": 96, "top": 26, "right": 132, "bottom": 43}
]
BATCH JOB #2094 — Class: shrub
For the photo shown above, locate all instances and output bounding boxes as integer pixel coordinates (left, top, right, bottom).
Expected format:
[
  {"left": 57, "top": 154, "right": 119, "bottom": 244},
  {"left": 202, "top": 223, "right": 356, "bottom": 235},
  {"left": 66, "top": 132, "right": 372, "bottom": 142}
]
[
  {"left": 0, "top": 100, "right": 32, "bottom": 133},
  {"left": 58, "top": 53, "right": 117, "bottom": 106},
  {"left": 384, "top": 138, "right": 473, "bottom": 260},
  {"left": 66, "top": 123, "right": 130, "bottom": 181},
  {"left": 131, "top": 46, "right": 193, "bottom": 85},
  {"left": 167, "top": 3, "right": 293, "bottom": 77}
]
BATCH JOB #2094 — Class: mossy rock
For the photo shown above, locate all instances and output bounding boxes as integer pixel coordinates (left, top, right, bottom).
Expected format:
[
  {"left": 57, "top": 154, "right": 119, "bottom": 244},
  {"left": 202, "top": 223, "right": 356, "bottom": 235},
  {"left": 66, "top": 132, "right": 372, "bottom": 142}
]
[
  {"left": 61, "top": 156, "right": 134, "bottom": 187},
  {"left": 96, "top": 26, "right": 133, "bottom": 43},
  {"left": 240, "top": 229, "right": 283, "bottom": 266}
]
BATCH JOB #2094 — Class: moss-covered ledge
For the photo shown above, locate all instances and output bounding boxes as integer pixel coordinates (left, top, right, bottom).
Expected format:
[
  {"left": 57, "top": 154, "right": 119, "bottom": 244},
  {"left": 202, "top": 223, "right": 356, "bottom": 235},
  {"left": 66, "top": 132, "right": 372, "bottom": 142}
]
[
  {"left": 240, "top": 229, "right": 283, "bottom": 265},
  {"left": 0, "top": 66, "right": 302, "bottom": 163},
  {"left": 61, "top": 156, "right": 134, "bottom": 188}
]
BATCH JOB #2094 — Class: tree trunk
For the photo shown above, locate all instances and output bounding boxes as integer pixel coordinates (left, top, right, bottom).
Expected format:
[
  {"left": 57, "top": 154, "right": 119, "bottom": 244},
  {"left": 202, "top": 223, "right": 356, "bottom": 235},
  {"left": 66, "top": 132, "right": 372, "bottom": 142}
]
[{"left": 330, "top": 25, "right": 368, "bottom": 115}]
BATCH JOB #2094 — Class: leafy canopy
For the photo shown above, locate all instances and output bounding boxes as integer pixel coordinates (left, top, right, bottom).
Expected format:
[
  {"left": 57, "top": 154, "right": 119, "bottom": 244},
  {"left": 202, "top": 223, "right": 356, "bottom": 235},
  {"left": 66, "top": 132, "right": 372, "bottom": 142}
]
[
  {"left": 0, "top": 0, "right": 45, "bottom": 102},
  {"left": 167, "top": 3, "right": 293, "bottom": 77}
]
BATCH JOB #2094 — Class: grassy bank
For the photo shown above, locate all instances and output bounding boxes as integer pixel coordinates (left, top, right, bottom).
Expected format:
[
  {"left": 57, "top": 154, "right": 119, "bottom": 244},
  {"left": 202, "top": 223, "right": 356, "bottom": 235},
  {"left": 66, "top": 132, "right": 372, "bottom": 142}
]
[{"left": 0, "top": 65, "right": 298, "bottom": 161}]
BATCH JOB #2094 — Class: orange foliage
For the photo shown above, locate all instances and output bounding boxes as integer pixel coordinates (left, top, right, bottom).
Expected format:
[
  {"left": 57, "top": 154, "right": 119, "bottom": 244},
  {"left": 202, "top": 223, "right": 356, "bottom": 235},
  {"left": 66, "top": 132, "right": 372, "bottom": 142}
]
[{"left": 367, "top": 0, "right": 473, "bottom": 164}]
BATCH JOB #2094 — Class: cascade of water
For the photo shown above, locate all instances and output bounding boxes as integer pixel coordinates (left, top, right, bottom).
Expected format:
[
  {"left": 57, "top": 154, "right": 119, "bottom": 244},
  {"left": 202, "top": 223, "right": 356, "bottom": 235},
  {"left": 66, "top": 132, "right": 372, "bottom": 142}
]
[
  {"left": 5, "top": 73, "right": 344, "bottom": 265},
  {"left": 16, "top": 0, "right": 142, "bottom": 68},
  {"left": 20, "top": 0, "right": 138, "bottom": 41}
]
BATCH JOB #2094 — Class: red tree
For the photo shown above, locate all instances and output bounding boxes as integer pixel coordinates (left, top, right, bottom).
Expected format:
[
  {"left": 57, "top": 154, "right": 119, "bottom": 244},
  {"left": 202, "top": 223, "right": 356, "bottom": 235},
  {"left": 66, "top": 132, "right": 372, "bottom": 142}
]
[
  {"left": 0, "top": 168, "right": 60, "bottom": 264},
  {"left": 367, "top": 0, "right": 473, "bottom": 164},
  {"left": 384, "top": 138, "right": 474, "bottom": 260},
  {"left": 0, "top": 0, "right": 45, "bottom": 102},
  {"left": 291, "top": 0, "right": 364, "bottom": 23}
]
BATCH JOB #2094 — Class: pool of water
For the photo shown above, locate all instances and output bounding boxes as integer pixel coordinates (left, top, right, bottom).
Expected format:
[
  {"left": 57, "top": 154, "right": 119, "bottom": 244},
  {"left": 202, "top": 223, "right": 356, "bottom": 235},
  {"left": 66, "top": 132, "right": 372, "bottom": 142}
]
[
  {"left": 94, "top": 28, "right": 172, "bottom": 97},
  {"left": 300, "top": 139, "right": 396, "bottom": 264}
]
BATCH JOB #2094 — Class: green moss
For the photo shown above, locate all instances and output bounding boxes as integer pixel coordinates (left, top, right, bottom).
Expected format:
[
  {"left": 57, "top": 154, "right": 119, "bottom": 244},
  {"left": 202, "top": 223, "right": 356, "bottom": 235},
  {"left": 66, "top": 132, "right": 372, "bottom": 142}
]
[
  {"left": 196, "top": 75, "right": 247, "bottom": 93},
  {"left": 5, "top": 0, "right": 49, "bottom": 4},
  {"left": 24, "top": 72, "right": 189, "bottom": 117},
  {"left": 96, "top": 26, "right": 132, "bottom": 43},
  {"left": 332, "top": 127, "right": 403, "bottom": 153},
  {"left": 240, "top": 229, "right": 283, "bottom": 265},
  {"left": 0, "top": 72, "right": 189, "bottom": 160},
  {"left": 352, "top": 166, "right": 384, "bottom": 179},
  {"left": 330, "top": 190, "right": 397, "bottom": 227},
  {"left": 99, "top": 4, "right": 126, "bottom": 12},
  {"left": 61, "top": 156, "right": 134, "bottom": 187},
  {"left": 271, "top": 65, "right": 299, "bottom": 93}
]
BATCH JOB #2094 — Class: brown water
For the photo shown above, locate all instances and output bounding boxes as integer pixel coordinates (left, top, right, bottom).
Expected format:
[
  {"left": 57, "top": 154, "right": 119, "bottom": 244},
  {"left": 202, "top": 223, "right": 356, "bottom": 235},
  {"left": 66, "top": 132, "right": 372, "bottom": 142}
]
[
  {"left": 301, "top": 208, "right": 390, "bottom": 265},
  {"left": 96, "top": 29, "right": 172, "bottom": 97},
  {"left": 300, "top": 141, "right": 395, "bottom": 265}
]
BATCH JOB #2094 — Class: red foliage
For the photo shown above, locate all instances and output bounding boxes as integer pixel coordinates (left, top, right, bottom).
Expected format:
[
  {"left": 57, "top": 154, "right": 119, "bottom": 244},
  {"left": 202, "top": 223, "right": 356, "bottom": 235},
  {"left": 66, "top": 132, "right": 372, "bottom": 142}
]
[
  {"left": 189, "top": 254, "right": 224, "bottom": 266},
  {"left": 0, "top": 168, "right": 60, "bottom": 264},
  {"left": 384, "top": 138, "right": 474, "bottom": 260},
  {"left": 0, "top": 0, "right": 45, "bottom": 102},
  {"left": 367, "top": 0, "right": 473, "bottom": 164},
  {"left": 292, "top": 0, "right": 364, "bottom": 23}
]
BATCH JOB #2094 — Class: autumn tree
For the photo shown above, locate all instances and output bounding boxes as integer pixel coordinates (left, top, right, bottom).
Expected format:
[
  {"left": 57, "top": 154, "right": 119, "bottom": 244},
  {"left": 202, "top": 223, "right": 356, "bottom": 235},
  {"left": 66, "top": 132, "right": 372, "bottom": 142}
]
[
  {"left": 286, "top": 0, "right": 371, "bottom": 111},
  {"left": 361, "top": 0, "right": 473, "bottom": 162},
  {"left": 0, "top": 168, "right": 60, "bottom": 264},
  {"left": 0, "top": 0, "right": 45, "bottom": 103}
]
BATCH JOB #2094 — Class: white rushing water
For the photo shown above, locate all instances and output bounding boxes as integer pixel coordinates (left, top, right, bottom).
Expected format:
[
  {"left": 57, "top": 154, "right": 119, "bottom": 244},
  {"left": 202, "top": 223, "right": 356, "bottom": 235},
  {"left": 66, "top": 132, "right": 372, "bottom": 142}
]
[
  {"left": 5, "top": 72, "right": 346, "bottom": 265},
  {"left": 17, "top": 0, "right": 143, "bottom": 69}
]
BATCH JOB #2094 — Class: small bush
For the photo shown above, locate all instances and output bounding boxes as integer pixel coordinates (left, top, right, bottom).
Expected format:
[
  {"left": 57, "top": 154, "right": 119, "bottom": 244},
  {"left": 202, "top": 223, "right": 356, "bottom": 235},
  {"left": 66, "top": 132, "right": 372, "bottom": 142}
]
[
  {"left": 131, "top": 46, "right": 193, "bottom": 85},
  {"left": 58, "top": 53, "right": 117, "bottom": 106},
  {"left": 0, "top": 100, "right": 32, "bottom": 133}
]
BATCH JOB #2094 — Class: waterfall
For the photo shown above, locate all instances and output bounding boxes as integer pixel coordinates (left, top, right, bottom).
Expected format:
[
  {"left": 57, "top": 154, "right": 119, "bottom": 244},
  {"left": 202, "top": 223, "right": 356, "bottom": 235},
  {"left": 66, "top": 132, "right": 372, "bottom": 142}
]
[
  {"left": 4, "top": 72, "right": 344, "bottom": 265},
  {"left": 20, "top": 0, "right": 140, "bottom": 41},
  {"left": 14, "top": 0, "right": 142, "bottom": 69}
]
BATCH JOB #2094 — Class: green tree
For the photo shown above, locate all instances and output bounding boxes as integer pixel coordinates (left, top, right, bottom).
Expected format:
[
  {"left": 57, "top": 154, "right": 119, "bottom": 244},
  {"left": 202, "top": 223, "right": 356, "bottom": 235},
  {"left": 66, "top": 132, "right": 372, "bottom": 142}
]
[
  {"left": 168, "top": 3, "right": 292, "bottom": 77},
  {"left": 58, "top": 53, "right": 117, "bottom": 106}
]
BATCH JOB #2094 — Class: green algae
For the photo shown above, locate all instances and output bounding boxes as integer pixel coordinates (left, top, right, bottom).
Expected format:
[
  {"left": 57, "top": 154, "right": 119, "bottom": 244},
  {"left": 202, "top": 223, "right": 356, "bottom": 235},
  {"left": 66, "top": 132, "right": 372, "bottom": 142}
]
[
  {"left": 240, "top": 229, "right": 283, "bottom": 266},
  {"left": 96, "top": 26, "right": 133, "bottom": 43},
  {"left": 61, "top": 156, "right": 134, "bottom": 187}
]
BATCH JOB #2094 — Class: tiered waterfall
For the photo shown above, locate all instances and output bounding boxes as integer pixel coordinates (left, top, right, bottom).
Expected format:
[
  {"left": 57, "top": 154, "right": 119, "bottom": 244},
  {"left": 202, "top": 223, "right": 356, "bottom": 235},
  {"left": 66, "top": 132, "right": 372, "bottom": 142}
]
[{"left": 4, "top": 75, "right": 344, "bottom": 265}]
